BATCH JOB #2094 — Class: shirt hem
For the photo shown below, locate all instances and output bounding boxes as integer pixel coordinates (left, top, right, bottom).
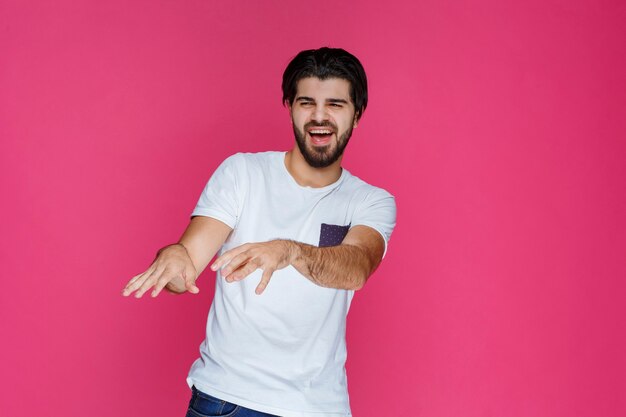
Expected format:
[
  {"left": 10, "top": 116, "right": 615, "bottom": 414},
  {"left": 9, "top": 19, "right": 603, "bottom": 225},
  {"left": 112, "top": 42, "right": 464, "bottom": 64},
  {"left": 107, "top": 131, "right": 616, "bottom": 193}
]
[
  {"left": 187, "top": 377, "right": 351, "bottom": 417},
  {"left": 190, "top": 210, "right": 236, "bottom": 229}
]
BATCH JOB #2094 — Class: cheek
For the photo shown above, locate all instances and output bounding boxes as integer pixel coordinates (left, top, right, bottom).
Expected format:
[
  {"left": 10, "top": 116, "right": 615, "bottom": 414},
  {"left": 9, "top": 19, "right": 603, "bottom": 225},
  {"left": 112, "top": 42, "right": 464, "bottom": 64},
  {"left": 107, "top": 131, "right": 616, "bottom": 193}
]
[
  {"left": 291, "top": 113, "right": 306, "bottom": 127},
  {"left": 339, "top": 119, "right": 352, "bottom": 132}
]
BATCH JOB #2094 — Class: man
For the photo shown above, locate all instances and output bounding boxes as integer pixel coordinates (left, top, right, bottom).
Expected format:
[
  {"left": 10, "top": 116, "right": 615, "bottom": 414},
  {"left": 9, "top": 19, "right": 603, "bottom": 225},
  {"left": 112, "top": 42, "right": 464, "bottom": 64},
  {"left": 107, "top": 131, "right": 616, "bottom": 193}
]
[{"left": 122, "top": 47, "right": 396, "bottom": 417}]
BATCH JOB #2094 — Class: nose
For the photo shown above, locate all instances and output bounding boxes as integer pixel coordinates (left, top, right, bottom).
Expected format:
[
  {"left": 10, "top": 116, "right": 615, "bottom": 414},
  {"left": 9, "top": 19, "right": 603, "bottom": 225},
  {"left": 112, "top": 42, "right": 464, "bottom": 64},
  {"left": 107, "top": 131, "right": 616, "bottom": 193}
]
[{"left": 312, "top": 104, "right": 329, "bottom": 123}]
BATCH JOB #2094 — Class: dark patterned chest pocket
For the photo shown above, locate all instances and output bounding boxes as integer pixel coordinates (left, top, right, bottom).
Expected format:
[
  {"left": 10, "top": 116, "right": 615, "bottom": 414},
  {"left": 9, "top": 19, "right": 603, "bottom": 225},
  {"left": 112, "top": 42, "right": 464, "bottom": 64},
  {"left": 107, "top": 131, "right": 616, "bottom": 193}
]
[{"left": 319, "top": 223, "right": 351, "bottom": 247}]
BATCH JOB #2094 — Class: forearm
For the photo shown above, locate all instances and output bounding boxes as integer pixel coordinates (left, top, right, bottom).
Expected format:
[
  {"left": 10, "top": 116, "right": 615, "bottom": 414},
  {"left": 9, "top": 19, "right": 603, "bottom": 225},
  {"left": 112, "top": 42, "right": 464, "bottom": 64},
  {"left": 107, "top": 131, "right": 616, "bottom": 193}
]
[
  {"left": 179, "top": 216, "right": 233, "bottom": 274},
  {"left": 287, "top": 241, "right": 376, "bottom": 290},
  {"left": 212, "top": 225, "right": 385, "bottom": 294}
]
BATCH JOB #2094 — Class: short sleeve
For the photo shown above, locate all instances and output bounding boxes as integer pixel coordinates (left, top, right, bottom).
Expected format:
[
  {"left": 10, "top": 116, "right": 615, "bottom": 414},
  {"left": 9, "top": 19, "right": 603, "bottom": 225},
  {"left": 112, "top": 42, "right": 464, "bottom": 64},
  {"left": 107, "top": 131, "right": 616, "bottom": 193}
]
[
  {"left": 351, "top": 188, "right": 397, "bottom": 258},
  {"left": 191, "top": 154, "right": 245, "bottom": 228}
]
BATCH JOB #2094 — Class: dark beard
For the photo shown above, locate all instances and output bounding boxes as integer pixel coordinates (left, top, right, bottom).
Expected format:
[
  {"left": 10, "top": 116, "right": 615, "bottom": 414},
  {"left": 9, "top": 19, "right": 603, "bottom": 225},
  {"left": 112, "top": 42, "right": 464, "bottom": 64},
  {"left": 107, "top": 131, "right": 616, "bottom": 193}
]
[{"left": 293, "top": 121, "right": 354, "bottom": 168}]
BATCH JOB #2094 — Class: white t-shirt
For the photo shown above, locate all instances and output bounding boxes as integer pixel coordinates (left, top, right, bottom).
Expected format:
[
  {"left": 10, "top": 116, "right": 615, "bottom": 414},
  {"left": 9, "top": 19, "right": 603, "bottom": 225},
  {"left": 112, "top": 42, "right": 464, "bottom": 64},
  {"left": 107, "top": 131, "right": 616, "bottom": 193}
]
[{"left": 187, "top": 151, "right": 396, "bottom": 417}]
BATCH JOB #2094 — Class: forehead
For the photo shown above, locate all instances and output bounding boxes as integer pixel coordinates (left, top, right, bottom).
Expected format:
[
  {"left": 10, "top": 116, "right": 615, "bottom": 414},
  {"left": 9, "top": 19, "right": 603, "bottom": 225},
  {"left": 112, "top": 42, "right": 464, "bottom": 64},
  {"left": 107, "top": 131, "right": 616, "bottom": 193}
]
[{"left": 295, "top": 77, "right": 352, "bottom": 101}]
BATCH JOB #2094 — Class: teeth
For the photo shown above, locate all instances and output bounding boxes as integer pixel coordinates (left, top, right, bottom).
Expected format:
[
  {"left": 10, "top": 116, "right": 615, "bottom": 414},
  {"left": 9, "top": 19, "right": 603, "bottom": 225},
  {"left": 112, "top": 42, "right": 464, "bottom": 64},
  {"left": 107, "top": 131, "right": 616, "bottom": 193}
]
[{"left": 310, "top": 130, "right": 332, "bottom": 134}]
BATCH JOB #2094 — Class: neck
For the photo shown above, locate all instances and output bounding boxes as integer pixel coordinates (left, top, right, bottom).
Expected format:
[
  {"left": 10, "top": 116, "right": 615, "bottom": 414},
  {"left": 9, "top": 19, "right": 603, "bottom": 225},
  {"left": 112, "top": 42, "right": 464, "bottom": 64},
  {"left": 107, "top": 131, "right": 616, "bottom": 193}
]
[{"left": 284, "top": 147, "right": 343, "bottom": 188}]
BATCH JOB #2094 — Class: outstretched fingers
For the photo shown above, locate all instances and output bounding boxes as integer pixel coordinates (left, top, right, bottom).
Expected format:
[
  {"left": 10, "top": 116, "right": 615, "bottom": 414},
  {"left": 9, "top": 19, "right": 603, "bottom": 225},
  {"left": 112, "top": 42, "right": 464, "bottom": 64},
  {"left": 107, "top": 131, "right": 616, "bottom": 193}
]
[
  {"left": 211, "top": 244, "right": 249, "bottom": 273},
  {"left": 122, "top": 274, "right": 142, "bottom": 296},
  {"left": 255, "top": 268, "right": 275, "bottom": 295},
  {"left": 122, "top": 267, "right": 155, "bottom": 297},
  {"left": 151, "top": 271, "right": 174, "bottom": 297},
  {"left": 219, "top": 251, "right": 253, "bottom": 279},
  {"left": 133, "top": 267, "right": 165, "bottom": 298},
  {"left": 227, "top": 259, "right": 260, "bottom": 282},
  {"left": 211, "top": 242, "right": 284, "bottom": 294}
]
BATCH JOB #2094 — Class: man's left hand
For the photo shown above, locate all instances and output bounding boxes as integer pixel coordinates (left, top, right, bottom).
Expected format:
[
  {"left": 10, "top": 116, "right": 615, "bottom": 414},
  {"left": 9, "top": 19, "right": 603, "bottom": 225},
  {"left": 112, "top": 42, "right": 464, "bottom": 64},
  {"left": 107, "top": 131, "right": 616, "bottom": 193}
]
[{"left": 211, "top": 240, "right": 294, "bottom": 294}]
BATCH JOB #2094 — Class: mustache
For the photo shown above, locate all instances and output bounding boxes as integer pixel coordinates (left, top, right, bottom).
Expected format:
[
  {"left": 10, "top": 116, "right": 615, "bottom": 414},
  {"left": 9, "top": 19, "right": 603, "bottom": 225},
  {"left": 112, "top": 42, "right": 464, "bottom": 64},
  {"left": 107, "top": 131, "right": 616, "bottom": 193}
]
[{"left": 304, "top": 121, "right": 337, "bottom": 131}]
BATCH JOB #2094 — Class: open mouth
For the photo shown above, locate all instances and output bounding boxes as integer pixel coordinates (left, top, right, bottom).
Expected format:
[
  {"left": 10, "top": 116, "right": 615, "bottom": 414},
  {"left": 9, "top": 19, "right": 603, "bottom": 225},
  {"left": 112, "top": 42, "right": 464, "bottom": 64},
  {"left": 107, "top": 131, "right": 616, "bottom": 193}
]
[{"left": 307, "top": 128, "right": 335, "bottom": 146}]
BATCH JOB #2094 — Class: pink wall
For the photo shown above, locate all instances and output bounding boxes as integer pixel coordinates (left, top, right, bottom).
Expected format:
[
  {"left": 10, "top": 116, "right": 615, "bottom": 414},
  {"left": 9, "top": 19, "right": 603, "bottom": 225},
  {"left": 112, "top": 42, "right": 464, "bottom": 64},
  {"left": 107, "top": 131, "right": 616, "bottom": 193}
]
[{"left": 1, "top": 1, "right": 624, "bottom": 416}]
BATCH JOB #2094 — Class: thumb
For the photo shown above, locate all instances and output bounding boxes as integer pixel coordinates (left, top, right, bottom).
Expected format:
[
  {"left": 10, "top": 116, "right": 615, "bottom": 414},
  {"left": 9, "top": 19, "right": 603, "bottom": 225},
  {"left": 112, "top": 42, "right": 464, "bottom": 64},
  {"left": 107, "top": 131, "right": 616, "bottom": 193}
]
[{"left": 183, "top": 266, "right": 199, "bottom": 294}]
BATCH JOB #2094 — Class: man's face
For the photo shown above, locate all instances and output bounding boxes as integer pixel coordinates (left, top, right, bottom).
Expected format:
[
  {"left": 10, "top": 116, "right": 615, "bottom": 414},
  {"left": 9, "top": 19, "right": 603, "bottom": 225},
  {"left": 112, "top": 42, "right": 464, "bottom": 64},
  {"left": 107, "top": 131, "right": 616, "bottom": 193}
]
[{"left": 289, "top": 77, "right": 358, "bottom": 168}]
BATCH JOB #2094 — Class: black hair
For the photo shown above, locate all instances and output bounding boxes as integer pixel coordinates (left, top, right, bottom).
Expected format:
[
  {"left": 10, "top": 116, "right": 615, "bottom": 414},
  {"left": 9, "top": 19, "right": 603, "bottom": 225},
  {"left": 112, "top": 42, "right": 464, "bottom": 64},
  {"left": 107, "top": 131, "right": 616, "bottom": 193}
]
[{"left": 282, "top": 47, "right": 368, "bottom": 120}]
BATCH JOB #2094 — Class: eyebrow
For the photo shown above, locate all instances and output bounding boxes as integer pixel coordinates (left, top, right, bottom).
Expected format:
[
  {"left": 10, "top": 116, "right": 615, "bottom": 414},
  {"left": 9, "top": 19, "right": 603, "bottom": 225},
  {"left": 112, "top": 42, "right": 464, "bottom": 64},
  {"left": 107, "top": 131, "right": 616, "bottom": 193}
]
[
  {"left": 328, "top": 98, "right": 349, "bottom": 104},
  {"left": 295, "top": 96, "right": 350, "bottom": 104}
]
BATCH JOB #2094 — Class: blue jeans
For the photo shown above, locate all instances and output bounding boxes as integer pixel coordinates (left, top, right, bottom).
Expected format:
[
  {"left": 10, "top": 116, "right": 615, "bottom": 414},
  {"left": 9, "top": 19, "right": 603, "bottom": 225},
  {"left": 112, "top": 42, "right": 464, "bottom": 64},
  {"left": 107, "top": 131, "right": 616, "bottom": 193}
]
[{"left": 186, "top": 386, "right": 279, "bottom": 417}]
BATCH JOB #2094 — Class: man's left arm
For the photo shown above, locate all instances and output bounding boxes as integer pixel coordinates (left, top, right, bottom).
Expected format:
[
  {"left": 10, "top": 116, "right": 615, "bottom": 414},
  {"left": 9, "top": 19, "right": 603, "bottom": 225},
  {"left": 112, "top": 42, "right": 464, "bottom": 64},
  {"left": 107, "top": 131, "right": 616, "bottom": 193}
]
[
  {"left": 211, "top": 225, "right": 386, "bottom": 294},
  {"left": 289, "top": 225, "right": 384, "bottom": 290}
]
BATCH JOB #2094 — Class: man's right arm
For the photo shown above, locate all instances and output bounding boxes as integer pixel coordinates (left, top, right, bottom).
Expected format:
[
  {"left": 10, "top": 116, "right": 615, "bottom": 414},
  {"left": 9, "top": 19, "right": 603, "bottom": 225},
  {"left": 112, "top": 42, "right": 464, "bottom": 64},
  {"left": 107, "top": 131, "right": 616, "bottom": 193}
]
[{"left": 122, "top": 216, "right": 233, "bottom": 298}]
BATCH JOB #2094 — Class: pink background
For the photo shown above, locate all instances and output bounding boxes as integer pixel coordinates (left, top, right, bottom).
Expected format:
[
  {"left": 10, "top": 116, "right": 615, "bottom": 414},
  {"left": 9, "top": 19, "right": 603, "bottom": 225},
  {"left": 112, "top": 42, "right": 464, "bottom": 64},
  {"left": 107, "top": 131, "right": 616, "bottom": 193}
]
[{"left": 1, "top": 1, "right": 624, "bottom": 416}]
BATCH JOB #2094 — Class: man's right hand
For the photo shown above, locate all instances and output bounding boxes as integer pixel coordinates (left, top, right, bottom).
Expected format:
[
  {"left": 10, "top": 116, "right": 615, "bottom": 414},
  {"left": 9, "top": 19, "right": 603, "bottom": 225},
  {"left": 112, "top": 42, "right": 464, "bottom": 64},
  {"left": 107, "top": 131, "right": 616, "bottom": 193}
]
[{"left": 122, "top": 243, "right": 199, "bottom": 298}]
